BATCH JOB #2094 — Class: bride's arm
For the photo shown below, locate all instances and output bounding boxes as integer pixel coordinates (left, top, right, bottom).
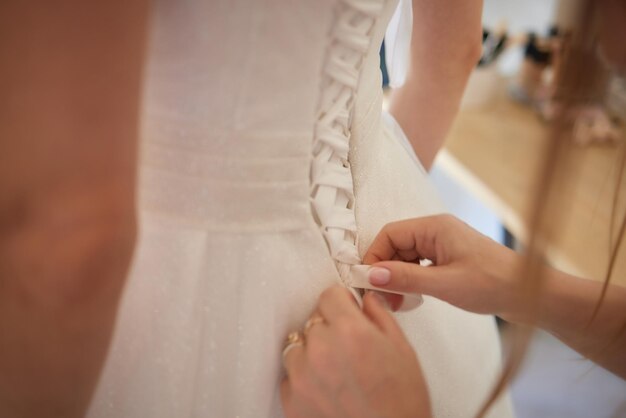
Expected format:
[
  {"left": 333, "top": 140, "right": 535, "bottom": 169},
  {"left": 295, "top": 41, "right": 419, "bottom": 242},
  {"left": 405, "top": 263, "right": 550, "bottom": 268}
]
[
  {"left": 388, "top": 0, "right": 483, "bottom": 170},
  {"left": 0, "top": 1, "right": 148, "bottom": 416}
]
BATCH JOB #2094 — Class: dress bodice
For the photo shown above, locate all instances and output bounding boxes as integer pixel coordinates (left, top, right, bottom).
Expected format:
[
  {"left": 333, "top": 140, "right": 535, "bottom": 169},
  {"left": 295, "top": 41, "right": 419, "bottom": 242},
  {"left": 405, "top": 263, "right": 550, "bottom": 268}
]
[
  {"left": 139, "top": 0, "right": 396, "bottom": 234},
  {"left": 142, "top": 0, "right": 334, "bottom": 151},
  {"left": 89, "top": 2, "right": 515, "bottom": 417}
]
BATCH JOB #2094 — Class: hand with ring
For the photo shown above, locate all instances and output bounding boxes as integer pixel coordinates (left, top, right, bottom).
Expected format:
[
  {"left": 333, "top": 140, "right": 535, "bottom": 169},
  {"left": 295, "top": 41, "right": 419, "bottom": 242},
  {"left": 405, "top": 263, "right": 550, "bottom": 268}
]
[{"left": 280, "top": 286, "right": 432, "bottom": 418}]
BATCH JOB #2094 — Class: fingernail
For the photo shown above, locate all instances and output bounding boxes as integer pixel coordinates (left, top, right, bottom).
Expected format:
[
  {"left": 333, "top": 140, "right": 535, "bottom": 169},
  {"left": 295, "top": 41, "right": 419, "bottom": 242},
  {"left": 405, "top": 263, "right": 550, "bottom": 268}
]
[{"left": 368, "top": 267, "right": 391, "bottom": 286}]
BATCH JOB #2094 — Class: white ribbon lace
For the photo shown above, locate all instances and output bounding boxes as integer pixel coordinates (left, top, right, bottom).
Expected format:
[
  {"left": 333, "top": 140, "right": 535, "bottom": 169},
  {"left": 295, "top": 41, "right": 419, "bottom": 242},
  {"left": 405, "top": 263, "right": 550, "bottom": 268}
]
[{"left": 310, "top": 0, "right": 385, "bottom": 284}]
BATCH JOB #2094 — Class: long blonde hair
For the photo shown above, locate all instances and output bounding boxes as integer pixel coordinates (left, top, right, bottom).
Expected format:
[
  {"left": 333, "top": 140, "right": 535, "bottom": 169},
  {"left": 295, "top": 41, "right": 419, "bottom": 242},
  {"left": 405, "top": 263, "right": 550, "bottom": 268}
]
[{"left": 479, "top": 1, "right": 626, "bottom": 415}]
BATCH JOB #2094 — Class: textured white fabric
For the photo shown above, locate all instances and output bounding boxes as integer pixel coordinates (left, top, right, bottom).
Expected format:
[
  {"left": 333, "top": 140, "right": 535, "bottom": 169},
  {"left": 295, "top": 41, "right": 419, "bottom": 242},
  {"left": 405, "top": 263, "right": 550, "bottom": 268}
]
[
  {"left": 310, "top": 0, "right": 383, "bottom": 280},
  {"left": 88, "top": 0, "right": 516, "bottom": 417}
]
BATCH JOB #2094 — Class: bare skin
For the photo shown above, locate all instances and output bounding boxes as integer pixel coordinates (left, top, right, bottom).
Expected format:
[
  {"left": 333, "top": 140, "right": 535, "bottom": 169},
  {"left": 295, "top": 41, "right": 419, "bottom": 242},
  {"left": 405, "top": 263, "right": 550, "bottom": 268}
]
[
  {"left": 281, "top": 289, "right": 432, "bottom": 418},
  {"left": 388, "top": 0, "right": 483, "bottom": 170},
  {"left": 364, "top": 215, "right": 626, "bottom": 379},
  {"left": 0, "top": 1, "right": 148, "bottom": 416}
]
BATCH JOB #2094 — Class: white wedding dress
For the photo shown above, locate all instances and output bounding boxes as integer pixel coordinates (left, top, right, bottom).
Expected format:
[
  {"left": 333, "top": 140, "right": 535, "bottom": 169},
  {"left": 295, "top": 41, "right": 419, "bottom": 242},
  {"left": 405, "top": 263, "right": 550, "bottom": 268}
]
[{"left": 88, "top": 0, "right": 515, "bottom": 417}]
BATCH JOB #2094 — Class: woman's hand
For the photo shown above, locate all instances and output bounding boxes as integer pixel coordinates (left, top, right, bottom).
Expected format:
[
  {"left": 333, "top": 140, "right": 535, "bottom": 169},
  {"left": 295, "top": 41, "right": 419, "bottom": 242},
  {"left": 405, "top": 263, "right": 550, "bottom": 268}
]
[
  {"left": 281, "top": 287, "right": 431, "bottom": 418},
  {"left": 363, "top": 214, "right": 526, "bottom": 322}
]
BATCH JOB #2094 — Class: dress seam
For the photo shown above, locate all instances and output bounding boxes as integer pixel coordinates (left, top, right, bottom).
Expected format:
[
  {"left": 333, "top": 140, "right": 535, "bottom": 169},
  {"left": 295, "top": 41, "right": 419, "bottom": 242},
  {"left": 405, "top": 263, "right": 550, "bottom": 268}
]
[{"left": 309, "top": 0, "right": 386, "bottom": 284}]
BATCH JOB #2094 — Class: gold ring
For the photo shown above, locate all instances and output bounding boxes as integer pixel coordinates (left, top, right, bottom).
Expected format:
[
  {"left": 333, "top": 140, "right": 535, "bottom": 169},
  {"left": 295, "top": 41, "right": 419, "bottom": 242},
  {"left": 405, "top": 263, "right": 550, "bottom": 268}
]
[
  {"left": 304, "top": 316, "right": 325, "bottom": 335},
  {"left": 285, "top": 331, "right": 305, "bottom": 346},
  {"left": 282, "top": 331, "right": 305, "bottom": 362}
]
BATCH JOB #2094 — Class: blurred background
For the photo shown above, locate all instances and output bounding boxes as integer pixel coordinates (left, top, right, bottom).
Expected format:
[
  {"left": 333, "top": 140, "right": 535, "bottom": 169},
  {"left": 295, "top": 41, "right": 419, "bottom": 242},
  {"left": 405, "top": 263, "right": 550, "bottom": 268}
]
[{"left": 397, "top": 0, "right": 626, "bottom": 417}]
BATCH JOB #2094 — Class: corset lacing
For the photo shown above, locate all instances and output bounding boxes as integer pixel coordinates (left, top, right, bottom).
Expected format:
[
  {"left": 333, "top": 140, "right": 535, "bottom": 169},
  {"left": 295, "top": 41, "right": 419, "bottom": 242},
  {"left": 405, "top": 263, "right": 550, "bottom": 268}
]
[{"left": 310, "top": 0, "right": 385, "bottom": 285}]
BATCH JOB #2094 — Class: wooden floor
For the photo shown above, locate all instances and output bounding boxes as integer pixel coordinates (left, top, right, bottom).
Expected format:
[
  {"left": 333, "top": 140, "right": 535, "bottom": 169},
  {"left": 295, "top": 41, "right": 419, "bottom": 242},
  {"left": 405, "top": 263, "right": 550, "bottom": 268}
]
[{"left": 437, "top": 79, "right": 626, "bottom": 285}]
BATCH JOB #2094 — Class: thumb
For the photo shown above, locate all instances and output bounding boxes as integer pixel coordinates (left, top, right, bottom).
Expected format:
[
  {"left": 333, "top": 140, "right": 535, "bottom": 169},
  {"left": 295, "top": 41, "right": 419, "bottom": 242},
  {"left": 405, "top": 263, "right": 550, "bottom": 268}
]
[
  {"left": 362, "top": 291, "right": 410, "bottom": 348},
  {"left": 368, "top": 261, "right": 451, "bottom": 299}
]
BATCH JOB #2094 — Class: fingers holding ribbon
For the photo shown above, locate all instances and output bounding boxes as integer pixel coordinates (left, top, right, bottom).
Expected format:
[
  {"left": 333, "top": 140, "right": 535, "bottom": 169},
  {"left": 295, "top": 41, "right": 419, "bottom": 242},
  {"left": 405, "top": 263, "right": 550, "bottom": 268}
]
[{"left": 280, "top": 285, "right": 431, "bottom": 418}]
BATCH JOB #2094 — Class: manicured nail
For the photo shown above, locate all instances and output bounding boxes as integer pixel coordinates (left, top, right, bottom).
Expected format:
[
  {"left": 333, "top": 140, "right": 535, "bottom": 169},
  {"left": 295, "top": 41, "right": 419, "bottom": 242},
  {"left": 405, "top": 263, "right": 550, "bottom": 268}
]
[{"left": 368, "top": 267, "right": 391, "bottom": 286}]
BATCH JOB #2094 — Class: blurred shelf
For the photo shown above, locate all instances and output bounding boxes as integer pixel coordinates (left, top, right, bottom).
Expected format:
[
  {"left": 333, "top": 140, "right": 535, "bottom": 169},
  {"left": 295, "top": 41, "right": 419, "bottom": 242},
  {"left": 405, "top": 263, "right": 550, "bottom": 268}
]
[{"left": 437, "top": 77, "right": 626, "bottom": 286}]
